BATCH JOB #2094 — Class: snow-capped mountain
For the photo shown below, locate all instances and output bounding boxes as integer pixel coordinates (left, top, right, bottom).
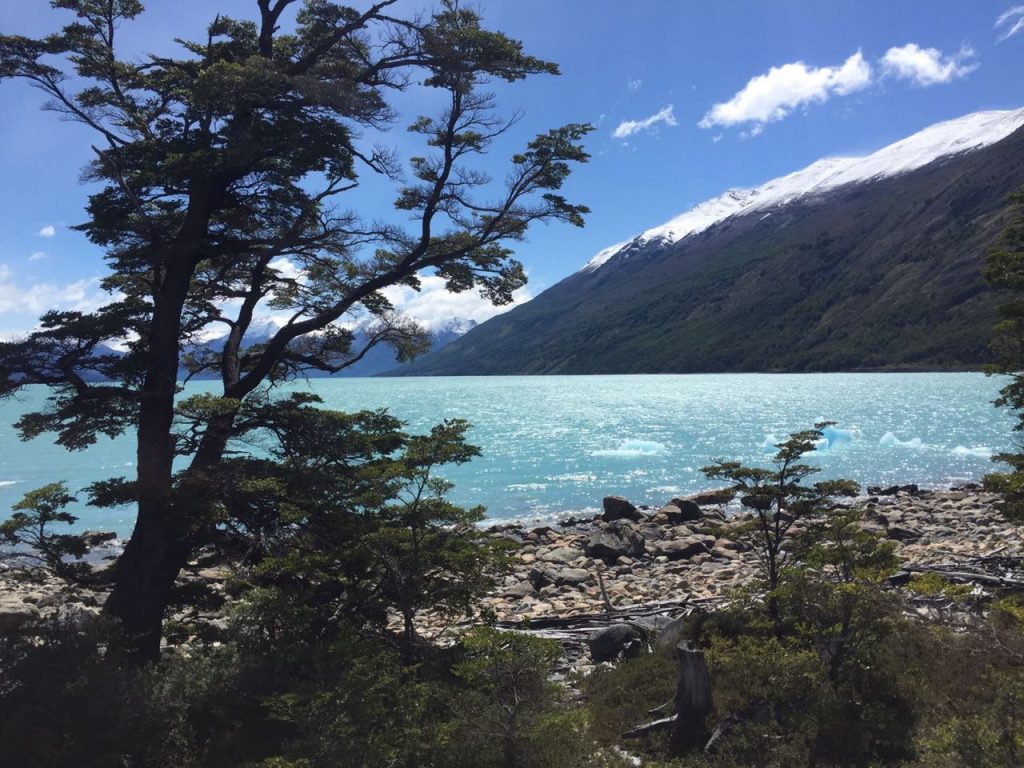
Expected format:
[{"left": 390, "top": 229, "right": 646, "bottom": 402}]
[
  {"left": 397, "top": 107, "right": 1024, "bottom": 375},
  {"left": 583, "top": 108, "right": 1024, "bottom": 271}
]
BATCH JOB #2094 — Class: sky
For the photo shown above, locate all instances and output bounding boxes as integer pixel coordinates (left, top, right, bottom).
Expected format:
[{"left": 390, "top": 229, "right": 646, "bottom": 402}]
[{"left": 2, "top": 0, "right": 1024, "bottom": 336}]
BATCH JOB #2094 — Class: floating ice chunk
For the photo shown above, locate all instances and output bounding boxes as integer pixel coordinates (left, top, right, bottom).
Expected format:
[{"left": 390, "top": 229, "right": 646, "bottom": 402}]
[
  {"left": 760, "top": 433, "right": 779, "bottom": 450},
  {"left": 951, "top": 445, "right": 993, "bottom": 459},
  {"left": 507, "top": 483, "right": 547, "bottom": 491},
  {"left": 591, "top": 439, "right": 665, "bottom": 458},
  {"left": 879, "top": 431, "right": 924, "bottom": 448},
  {"left": 0, "top": 480, "right": 18, "bottom": 488},
  {"left": 815, "top": 425, "right": 858, "bottom": 450}
]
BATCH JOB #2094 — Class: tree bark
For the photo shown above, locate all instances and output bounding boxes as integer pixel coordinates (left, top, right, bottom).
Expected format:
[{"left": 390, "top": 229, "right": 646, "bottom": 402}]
[{"left": 670, "top": 642, "right": 713, "bottom": 752}]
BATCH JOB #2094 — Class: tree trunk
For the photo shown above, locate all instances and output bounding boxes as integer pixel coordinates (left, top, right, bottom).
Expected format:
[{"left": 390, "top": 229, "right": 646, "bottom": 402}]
[
  {"left": 103, "top": 217, "right": 209, "bottom": 659},
  {"left": 670, "top": 642, "right": 713, "bottom": 752}
]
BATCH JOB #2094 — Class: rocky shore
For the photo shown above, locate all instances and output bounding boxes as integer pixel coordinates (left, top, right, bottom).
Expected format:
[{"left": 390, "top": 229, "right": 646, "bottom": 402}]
[{"left": 2, "top": 485, "right": 1021, "bottom": 655}]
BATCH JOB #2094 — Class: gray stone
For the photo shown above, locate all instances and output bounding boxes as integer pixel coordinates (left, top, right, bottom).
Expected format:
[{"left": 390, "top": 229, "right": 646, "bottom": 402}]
[
  {"left": 555, "top": 568, "right": 592, "bottom": 586},
  {"left": 538, "top": 546, "right": 580, "bottom": 565},
  {"left": 655, "top": 537, "right": 711, "bottom": 561},
  {"left": 602, "top": 495, "right": 642, "bottom": 523},
  {"left": 584, "top": 520, "right": 645, "bottom": 560},
  {"left": 504, "top": 580, "right": 538, "bottom": 598},
  {"left": 588, "top": 623, "right": 645, "bottom": 662},
  {"left": 664, "top": 500, "right": 702, "bottom": 523}
]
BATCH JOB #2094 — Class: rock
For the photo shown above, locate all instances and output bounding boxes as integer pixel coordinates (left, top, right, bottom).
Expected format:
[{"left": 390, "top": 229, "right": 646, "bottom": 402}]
[
  {"left": 602, "top": 495, "right": 642, "bottom": 523},
  {"left": 538, "top": 546, "right": 580, "bottom": 565},
  {"left": 504, "top": 580, "right": 538, "bottom": 598},
  {"left": 527, "top": 565, "right": 558, "bottom": 590},
  {"left": 681, "top": 488, "right": 735, "bottom": 506},
  {"left": 654, "top": 536, "right": 712, "bottom": 561},
  {"left": 887, "top": 525, "right": 922, "bottom": 542},
  {"left": 588, "top": 623, "right": 645, "bottom": 662},
  {"left": 555, "top": 568, "right": 592, "bottom": 587},
  {"left": 79, "top": 530, "right": 118, "bottom": 547},
  {"left": 663, "top": 500, "right": 701, "bottom": 523},
  {"left": 0, "top": 600, "right": 40, "bottom": 633},
  {"left": 584, "top": 520, "right": 645, "bottom": 561}
]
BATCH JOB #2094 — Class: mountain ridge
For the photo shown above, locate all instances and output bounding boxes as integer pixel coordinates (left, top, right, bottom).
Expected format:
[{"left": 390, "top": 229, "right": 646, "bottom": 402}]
[{"left": 394, "top": 107, "right": 1024, "bottom": 376}]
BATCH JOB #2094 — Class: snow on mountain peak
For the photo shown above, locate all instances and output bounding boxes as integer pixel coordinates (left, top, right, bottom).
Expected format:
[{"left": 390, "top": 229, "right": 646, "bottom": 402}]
[{"left": 582, "top": 107, "right": 1024, "bottom": 272}]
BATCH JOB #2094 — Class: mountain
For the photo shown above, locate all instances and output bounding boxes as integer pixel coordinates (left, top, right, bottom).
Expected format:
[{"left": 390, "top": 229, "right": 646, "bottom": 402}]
[
  {"left": 395, "top": 108, "right": 1024, "bottom": 375},
  {"left": 190, "top": 317, "right": 473, "bottom": 378}
]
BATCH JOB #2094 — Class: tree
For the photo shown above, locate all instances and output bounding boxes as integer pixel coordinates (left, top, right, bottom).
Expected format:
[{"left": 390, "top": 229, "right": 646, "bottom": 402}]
[
  {"left": 0, "top": 0, "right": 590, "bottom": 658},
  {"left": 701, "top": 423, "right": 859, "bottom": 595},
  {"left": 0, "top": 482, "right": 88, "bottom": 580},
  {"left": 983, "top": 191, "right": 1024, "bottom": 521}
]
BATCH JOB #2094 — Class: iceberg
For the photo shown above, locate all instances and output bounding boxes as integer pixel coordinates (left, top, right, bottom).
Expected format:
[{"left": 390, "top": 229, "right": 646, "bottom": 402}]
[
  {"left": 879, "top": 431, "right": 924, "bottom": 448},
  {"left": 591, "top": 439, "right": 665, "bottom": 458}
]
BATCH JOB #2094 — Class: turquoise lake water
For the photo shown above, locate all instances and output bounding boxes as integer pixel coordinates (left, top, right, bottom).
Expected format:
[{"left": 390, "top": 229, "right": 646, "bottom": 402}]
[{"left": 0, "top": 373, "right": 1015, "bottom": 536}]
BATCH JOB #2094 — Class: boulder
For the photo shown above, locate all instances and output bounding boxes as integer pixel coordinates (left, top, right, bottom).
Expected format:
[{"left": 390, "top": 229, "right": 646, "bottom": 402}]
[
  {"left": 0, "top": 600, "right": 40, "bottom": 634},
  {"left": 504, "top": 580, "right": 538, "bottom": 598},
  {"left": 537, "top": 546, "right": 580, "bottom": 565},
  {"left": 602, "top": 495, "right": 642, "bottom": 523},
  {"left": 584, "top": 520, "right": 645, "bottom": 561},
  {"left": 555, "top": 568, "right": 592, "bottom": 587},
  {"left": 654, "top": 536, "right": 712, "bottom": 561},
  {"left": 588, "top": 623, "right": 645, "bottom": 662},
  {"left": 527, "top": 565, "right": 558, "bottom": 590},
  {"left": 887, "top": 525, "right": 922, "bottom": 542},
  {"left": 682, "top": 488, "right": 735, "bottom": 506},
  {"left": 664, "top": 500, "right": 701, "bottom": 523}
]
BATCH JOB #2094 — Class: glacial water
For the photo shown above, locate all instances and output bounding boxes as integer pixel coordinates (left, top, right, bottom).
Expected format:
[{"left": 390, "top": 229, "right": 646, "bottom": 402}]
[{"left": 0, "top": 373, "right": 1016, "bottom": 536}]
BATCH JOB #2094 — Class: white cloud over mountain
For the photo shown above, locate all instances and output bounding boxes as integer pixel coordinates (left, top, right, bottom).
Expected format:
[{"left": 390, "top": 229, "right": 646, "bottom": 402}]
[
  {"left": 379, "top": 275, "right": 532, "bottom": 331},
  {"left": 880, "top": 43, "right": 978, "bottom": 86},
  {"left": 699, "top": 51, "right": 872, "bottom": 131},
  {"left": 0, "top": 263, "right": 108, "bottom": 317}
]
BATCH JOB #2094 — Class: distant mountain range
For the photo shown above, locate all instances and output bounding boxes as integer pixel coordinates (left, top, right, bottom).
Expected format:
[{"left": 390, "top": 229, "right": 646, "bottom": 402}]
[
  {"left": 393, "top": 108, "right": 1024, "bottom": 375},
  {"left": 189, "top": 317, "right": 474, "bottom": 379}
]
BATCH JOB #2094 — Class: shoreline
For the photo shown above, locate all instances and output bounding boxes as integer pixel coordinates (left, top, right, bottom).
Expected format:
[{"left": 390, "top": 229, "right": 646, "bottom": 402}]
[{"left": 3, "top": 483, "right": 1021, "bottom": 659}]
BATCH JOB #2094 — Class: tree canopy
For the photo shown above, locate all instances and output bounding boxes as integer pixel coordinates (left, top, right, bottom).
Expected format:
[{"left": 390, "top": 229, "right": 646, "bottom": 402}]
[{"left": 0, "top": 0, "right": 591, "bottom": 657}]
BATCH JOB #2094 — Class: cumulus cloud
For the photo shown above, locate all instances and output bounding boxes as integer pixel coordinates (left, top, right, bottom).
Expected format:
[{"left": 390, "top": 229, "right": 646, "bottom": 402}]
[
  {"left": 612, "top": 104, "right": 677, "bottom": 139},
  {"left": 0, "top": 263, "right": 109, "bottom": 316},
  {"left": 997, "top": 6, "right": 1024, "bottom": 41},
  {"left": 699, "top": 51, "right": 872, "bottom": 132},
  {"left": 880, "top": 43, "right": 978, "bottom": 86},
  {"left": 378, "top": 275, "right": 532, "bottom": 331},
  {"left": 37, "top": 225, "right": 56, "bottom": 238},
  {"left": 28, "top": 252, "right": 47, "bottom": 262}
]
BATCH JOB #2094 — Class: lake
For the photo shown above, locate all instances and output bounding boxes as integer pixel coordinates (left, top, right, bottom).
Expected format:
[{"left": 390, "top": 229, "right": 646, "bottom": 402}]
[{"left": 0, "top": 373, "right": 1014, "bottom": 536}]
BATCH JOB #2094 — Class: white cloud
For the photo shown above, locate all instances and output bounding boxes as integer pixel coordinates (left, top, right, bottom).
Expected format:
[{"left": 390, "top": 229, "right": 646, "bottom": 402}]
[
  {"left": 379, "top": 275, "right": 532, "bottom": 331},
  {"left": 0, "top": 263, "right": 110, "bottom": 316},
  {"left": 612, "top": 104, "right": 678, "bottom": 139},
  {"left": 627, "top": 78, "right": 643, "bottom": 92},
  {"left": 996, "top": 6, "right": 1024, "bottom": 41},
  {"left": 37, "top": 225, "right": 56, "bottom": 238},
  {"left": 880, "top": 43, "right": 978, "bottom": 86},
  {"left": 28, "top": 252, "right": 47, "bottom": 262},
  {"left": 699, "top": 51, "right": 872, "bottom": 132}
]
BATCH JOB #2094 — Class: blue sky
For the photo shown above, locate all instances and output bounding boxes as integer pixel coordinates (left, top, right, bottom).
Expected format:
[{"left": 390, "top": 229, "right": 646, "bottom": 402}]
[{"left": 2, "top": 0, "right": 1024, "bottom": 335}]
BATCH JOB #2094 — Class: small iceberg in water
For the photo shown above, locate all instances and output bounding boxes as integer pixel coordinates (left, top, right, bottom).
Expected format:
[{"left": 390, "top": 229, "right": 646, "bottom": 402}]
[
  {"left": 951, "top": 445, "right": 994, "bottom": 459},
  {"left": 879, "top": 431, "right": 924, "bottom": 448},
  {"left": 815, "top": 425, "right": 858, "bottom": 451},
  {"left": 592, "top": 439, "right": 665, "bottom": 458}
]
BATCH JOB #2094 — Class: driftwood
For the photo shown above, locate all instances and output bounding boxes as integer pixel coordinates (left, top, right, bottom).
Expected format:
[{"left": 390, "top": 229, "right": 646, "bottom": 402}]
[{"left": 902, "top": 564, "right": 1024, "bottom": 590}]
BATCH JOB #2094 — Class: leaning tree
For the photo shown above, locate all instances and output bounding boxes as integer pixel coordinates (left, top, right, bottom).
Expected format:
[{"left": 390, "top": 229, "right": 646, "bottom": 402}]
[{"left": 0, "top": 0, "right": 590, "bottom": 658}]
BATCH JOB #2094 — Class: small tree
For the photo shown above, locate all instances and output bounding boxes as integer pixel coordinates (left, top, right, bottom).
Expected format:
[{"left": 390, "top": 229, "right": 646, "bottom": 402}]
[
  {"left": 983, "top": 191, "right": 1024, "bottom": 521},
  {"left": 1, "top": 482, "right": 88, "bottom": 580},
  {"left": 701, "top": 423, "right": 859, "bottom": 593},
  {"left": 368, "top": 419, "right": 506, "bottom": 659}
]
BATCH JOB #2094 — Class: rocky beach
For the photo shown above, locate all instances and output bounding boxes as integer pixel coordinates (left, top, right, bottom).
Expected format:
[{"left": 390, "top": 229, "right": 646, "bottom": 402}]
[{"left": 4, "top": 484, "right": 1021, "bottom": 663}]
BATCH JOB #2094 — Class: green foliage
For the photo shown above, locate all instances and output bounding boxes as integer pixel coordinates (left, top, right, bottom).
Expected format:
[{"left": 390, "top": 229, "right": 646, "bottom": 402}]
[
  {"left": 702, "top": 423, "right": 859, "bottom": 592},
  {"left": 0, "top": 482, "right": 87, "bottom": 579},
  {"left": 984, "top": 191, "right": 1024, "bottom": 522}
]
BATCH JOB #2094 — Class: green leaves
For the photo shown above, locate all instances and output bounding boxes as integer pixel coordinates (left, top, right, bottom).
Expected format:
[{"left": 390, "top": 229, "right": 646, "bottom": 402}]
[{"left": 1, "top": 481, "right": 88, "bottom": 578}]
